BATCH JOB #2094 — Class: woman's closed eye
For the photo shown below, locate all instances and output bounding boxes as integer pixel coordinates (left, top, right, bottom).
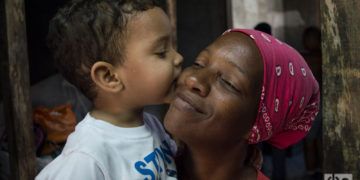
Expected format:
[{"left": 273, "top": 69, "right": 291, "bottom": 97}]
[
  {"left": 220, "top": 77, "right": 241, "bottom": 93},
  {"left": 193, "top": 61, "right": 205, "bottom": 68}
]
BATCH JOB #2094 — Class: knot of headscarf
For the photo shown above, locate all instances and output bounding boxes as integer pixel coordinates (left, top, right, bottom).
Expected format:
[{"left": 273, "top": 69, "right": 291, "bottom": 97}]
[{"left": 224, "top": 29, "right": 320, "bottom": 149}]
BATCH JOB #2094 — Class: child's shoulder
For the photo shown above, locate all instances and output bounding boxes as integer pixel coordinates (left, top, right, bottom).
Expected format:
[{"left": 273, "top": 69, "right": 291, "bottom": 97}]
[
  {"left": 143, "top": 112, "right": 178, "bottom": 155},
  {"left": 61, "top": 114, "right": 110, "bottom": 155}
]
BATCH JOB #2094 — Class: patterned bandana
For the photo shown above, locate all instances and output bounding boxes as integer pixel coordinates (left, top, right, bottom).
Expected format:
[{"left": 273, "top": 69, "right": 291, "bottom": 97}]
[{"left": 224, "top": 29, "right": 320, "bottom": 149}]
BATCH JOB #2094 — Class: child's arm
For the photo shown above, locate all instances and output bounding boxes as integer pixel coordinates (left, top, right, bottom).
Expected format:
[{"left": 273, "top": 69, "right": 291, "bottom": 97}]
[{"left": 36, "top": 152, "right": 106, "bottom": 180}]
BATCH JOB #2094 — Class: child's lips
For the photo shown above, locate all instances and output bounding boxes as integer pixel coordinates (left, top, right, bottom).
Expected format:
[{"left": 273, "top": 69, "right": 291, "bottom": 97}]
[
  {"left": 172, "top": 77, "right": 178, "bottom": 89},
  {"left": 175, "top": 67, "right": 182, "bottom": 79},
  {"left": 164, "top": 80, "right": 178, "bottom": 103},
  {"left": 171, "top": 79, "right": 177, "bottom": 92},
  {"left": 168, "top": 79, "right": 178, "bottom": 95}
]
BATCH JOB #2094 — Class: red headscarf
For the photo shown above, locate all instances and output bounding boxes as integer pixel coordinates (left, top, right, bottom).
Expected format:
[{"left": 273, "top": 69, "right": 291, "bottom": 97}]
[{"left": 224, "top": 29, "right": 320, "bottom": 149}]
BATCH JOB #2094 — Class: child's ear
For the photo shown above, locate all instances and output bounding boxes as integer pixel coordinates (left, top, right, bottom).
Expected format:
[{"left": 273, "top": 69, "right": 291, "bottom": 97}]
[{"left": 91, "top": 61, "right": 124, "bottom": 93}]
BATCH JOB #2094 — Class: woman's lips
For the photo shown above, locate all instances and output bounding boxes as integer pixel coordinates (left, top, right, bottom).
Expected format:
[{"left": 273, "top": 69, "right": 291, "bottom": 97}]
[{"left": 173, "top": 92, "right": 204, "bottom": 114}]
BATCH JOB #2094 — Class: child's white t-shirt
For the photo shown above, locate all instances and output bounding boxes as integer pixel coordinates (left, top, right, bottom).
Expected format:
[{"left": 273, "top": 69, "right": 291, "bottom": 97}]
[{"left": 36, "top": 112, "right": 178, "bottom": 180}]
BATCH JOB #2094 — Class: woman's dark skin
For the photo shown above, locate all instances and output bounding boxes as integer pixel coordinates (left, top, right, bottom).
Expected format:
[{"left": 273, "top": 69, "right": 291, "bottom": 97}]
[{"left": 164, "top": 32, "right": 264, "bottom": 180}]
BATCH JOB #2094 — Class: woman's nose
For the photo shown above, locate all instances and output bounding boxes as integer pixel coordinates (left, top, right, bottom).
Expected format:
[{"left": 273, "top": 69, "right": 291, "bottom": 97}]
[{"left": 184, "top": 71, "right": 210, "bottom": 97}]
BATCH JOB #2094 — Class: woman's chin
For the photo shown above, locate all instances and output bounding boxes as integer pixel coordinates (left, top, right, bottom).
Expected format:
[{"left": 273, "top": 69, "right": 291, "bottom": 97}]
[
  {"left": 164, "top": 106, "right": 187, "bottom": 136},
  {"left": 164, "top": 112, "right": 179, "bottom": 134}
]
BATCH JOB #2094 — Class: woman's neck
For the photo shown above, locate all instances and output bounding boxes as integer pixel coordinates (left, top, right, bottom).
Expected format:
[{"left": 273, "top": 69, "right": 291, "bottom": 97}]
[{"left": 180, "top": 143, "right": 257, "bottom": 180}]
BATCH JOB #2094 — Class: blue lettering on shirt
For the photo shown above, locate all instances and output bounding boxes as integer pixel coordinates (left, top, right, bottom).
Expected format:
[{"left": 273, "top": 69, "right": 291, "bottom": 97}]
[
  {"left": 135, "top": 161, "right": 155, "bottom": 180},
  {"left": 134, "top": 140, "right": 177, "bottom": 179},
  {"left": 144, "top": 151, "right": 163, "bottom": 173},
  {"left": 160, "top": 141, "right": 173, "bottom": 163}
]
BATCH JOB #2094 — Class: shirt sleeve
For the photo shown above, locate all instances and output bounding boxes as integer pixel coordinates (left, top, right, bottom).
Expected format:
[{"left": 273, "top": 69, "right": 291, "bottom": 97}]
[
  {"left": 36, "top": 152, "right": 106, "bottom": 180},
  {"left": 143, "top": 112, "right": 178, "bottom": 155}
]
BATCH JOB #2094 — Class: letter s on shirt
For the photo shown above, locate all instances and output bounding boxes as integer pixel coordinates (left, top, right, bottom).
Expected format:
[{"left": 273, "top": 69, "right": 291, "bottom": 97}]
[{"left": 135, "top": 161, "right": 155, "bottom": 180}]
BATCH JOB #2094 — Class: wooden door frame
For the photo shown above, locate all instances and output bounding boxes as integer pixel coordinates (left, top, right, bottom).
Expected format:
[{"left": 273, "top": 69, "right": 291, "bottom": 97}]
[
  {"left": 0, "top": 0, "right": 36, "bottom": 179},
  {"left": 321, "top": 0, "right": 360, "bottom": 178}
]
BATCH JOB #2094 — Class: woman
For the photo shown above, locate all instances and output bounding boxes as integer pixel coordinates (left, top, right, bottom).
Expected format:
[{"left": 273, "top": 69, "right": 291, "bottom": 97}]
[{"left": 164, "top": 29, "right": 320, "bottom": 179}]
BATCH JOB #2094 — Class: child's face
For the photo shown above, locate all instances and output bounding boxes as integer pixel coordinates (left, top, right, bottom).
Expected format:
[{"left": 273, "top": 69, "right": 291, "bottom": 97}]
[{"left": 116, "top": 7, "right": 183, "bottom": 107}]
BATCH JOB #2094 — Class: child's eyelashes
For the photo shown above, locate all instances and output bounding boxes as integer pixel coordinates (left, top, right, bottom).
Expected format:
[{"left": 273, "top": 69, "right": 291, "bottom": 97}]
[
  {"left": 154, "top": 41, "right": 171, "bottom": 59},
  {"left": 155, "top": 51, "right": 168, "bottom": 58}
]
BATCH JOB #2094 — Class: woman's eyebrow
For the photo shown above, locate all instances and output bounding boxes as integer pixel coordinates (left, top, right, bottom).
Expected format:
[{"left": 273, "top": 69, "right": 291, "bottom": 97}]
[
  {"left": 196, "top": 48, "right": 210, "bottom": 59},
  {"left": 220, "top": 49, "right": 247, "bottom": 75},
  {"left": 202, "top": 48, "right": 210, "bottom": 54},
  {"left": 227, "top": 60, "right": 247, "bottom": 75}
]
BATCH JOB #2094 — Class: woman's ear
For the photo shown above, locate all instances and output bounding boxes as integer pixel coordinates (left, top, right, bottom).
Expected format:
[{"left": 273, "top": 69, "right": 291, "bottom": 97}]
[
  {"left": 91, "top": 61, "right": 124, "bottom": 93},
  {"left": 243, "top": 130, "right": 252, "bottom": 139}
]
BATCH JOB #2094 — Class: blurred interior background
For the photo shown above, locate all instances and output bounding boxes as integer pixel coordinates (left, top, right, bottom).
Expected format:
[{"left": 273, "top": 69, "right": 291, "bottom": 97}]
[{"left": 0, "top": 0, "right": 322, "bottom": 179}]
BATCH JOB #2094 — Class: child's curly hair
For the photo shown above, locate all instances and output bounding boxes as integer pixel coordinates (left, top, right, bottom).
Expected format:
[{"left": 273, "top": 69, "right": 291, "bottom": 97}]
[{"left": 48, "top": 0, "right": 161, "bottom": 101}]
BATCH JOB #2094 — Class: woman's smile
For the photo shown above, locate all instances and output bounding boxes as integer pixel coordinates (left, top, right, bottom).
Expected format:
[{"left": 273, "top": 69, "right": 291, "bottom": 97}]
[{"left": 172, "top": 91, "right": 205, "bottom": 115}]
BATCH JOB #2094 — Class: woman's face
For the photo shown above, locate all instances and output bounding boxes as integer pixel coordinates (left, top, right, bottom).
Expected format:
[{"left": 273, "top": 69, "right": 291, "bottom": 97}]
[{"left": 164, "top": 32, "right": 263, "bottom": 147}]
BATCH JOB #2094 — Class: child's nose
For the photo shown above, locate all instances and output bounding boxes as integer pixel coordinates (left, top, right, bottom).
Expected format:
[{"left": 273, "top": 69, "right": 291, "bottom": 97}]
[{"left": 174, "top": 51, "right": 183, "bottom": 67}]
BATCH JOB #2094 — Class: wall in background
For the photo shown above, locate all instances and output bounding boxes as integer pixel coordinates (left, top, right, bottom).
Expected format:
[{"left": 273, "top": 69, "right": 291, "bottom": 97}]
[
  {"left": 284, "top": 0, "right": 320, "bottom": 51},
  {"left": 229, "top": 0, "right": 285, "bottom": 40},
  {"left": 230, "top": 0, "right": 320, "bottom": 51}
]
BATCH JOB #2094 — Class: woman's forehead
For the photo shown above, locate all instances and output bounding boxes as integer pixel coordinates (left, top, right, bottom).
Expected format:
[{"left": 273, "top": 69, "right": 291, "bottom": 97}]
[
  {"left": 205, "top": 33, "right": 262, "bottom": 69},
  {"left": 210, "top": 33, "right": 259, "bottom": 56}
]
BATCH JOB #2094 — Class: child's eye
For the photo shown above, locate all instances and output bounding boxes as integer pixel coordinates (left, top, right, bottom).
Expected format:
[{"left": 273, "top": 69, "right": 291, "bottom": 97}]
[
  {"left": 155, "top": 51, "right": 167, "bottom": 59},
  {"left": 220, "top": 77, "right": 240, "bottom": 93}
]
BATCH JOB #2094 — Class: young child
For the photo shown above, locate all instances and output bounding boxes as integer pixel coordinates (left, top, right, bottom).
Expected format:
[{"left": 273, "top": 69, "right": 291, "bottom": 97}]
[{"left": 36, "top": 0, "right": 183, "bottom": 179}]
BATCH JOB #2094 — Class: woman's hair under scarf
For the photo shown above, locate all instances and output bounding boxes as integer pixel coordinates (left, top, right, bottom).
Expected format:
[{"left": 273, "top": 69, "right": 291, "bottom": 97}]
[{"left": 224, "top": 29, "right": 320, "bottom": 149}]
